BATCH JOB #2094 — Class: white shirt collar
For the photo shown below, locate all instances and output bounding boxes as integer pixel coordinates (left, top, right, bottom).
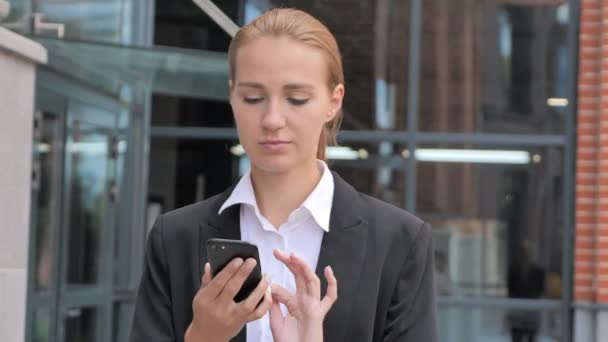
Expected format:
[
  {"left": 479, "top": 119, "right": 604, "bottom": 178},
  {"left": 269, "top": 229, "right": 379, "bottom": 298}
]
[{"left": 218, "top": 160, "right": 334, "bottom": 232}]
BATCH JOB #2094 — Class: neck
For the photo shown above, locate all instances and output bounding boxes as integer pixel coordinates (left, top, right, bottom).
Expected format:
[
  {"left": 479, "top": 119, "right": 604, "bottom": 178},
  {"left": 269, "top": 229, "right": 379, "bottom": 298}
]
[{"left": 250, "top": 159, "right": 323, "bottom": 229}]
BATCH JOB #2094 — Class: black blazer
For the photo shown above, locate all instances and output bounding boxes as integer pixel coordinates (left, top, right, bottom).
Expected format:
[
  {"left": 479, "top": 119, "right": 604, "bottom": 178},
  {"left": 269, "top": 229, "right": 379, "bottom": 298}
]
[{"left": 131, "top": 172, "right": 437, "bottom": 342}]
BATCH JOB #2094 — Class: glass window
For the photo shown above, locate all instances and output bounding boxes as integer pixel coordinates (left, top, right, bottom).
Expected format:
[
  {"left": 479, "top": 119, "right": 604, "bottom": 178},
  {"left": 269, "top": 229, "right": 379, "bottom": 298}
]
[
  {"left": 330, "top": 141, "right": 407, "bottom": 208},
  {"left": 64, "top": 119, "right": 112, "bottom": 285},
  {"left": 36, "top": 0, "right": 133, "bottom": 44},
  {"left": 151, "top": 95, "right": 233, "bottom": 128},
  {"left": 63, "top": 307, "right": 98, "bottom": 342},
  {"left": 416, "top": 146, "right": 564, "bottom": 299},
  {"left": 155, "top": 0, "right": 240, "bottom": 51},
  {"left": 4, "top": 0, "right": 32, "bottom": 29},
  {"left": 33, "top": 112, "right": 62, "bottom": 291},
  {"left": 419, "top": 0, "right": 571, "bottom": 133},
  {"left": 438, "top": 306, "right": 561, "bottom": 342},
  {"left": 31, "top": 308, "right": 51, "bottom": 342},
  {"left": 149, "top": 137, "right": 240, "bottom": 212}
]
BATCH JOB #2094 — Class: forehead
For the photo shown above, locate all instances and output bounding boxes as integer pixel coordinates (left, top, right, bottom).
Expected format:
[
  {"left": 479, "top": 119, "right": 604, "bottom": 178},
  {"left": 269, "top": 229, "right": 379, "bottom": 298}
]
[{"left": 234, "top": 36, "right": 328, "bottom": 86}]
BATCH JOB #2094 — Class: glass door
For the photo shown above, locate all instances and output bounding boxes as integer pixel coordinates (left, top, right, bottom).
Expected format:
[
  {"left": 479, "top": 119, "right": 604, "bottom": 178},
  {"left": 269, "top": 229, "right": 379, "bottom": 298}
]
[
  {"left": 57, "top": 99, "right": 119, "bottom": 342},
  {"left": 27, "top": 72, "right": 123, "bottom": 342},
  {"left": 27, "top": 89, "right": 66, "bottom": 342}
]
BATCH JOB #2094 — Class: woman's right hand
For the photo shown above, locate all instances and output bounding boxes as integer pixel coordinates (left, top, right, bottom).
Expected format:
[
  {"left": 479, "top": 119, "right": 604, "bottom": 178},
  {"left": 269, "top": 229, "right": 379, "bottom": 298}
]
[{"left": 185, "top": 258, "right": 272, "bottom": 342}]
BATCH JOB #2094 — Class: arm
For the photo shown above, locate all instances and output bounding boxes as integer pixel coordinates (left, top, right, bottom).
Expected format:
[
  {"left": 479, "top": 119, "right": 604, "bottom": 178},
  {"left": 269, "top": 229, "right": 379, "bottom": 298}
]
[
  {"left": 130, "top": 215, "right": 176, "bottom": 342},
  {"left": 130, "top": 216, "right": 271, "bottom": 342},
  {"left": 383, "top": 223, "right": 438, "bottom": 342}
]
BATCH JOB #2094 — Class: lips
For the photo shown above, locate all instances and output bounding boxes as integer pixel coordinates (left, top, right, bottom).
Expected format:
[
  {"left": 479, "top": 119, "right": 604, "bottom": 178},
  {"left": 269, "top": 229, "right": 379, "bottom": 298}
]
[{"left": 260, "top": 140, "right": 291, "bottom": 152}]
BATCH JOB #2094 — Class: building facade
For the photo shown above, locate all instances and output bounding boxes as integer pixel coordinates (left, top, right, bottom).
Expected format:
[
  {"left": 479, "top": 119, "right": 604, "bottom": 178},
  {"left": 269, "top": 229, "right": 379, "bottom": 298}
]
[{"left": 2, "top": 0, "right": 603, "bottom": 341}]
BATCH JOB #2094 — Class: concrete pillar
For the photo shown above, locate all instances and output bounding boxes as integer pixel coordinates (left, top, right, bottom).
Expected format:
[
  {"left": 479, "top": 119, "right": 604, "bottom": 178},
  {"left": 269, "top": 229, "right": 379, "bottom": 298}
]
[{"left": 0, "top": 22, "right": 47, "bottom": 342}]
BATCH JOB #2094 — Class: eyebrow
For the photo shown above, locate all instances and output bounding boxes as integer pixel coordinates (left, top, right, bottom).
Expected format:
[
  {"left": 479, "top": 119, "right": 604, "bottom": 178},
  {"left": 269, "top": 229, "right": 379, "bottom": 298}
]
[
  {"left": 236, "top": 82, "right": 264, "bottom": 89},
  {"left": 284, "top": 83, "right": 314, "bottom": 90},
  {"left": 236, "top": 82, "right": 315, "bottom": 90}
]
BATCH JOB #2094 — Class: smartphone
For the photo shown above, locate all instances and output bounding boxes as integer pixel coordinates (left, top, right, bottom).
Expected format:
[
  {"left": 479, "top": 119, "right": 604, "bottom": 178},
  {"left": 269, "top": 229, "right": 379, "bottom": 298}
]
[{"left": 206, "top": 238, "right": 263, "bottom": 302}]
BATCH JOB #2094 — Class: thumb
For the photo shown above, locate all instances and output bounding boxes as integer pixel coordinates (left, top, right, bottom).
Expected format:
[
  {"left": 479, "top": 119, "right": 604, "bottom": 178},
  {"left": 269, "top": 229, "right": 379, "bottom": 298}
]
[
  {"left": 201, "top": 263, "right": 211, "bottom": 287},
  {"left": 270, "top": 284, "right": 299, "bottom": 316}
]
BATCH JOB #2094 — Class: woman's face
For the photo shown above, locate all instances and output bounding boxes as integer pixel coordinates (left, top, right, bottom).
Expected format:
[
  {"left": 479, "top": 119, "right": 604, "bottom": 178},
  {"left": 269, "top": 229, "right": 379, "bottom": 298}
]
[{"left": 230, "top": 35, "right": 343, "bottom": 174}]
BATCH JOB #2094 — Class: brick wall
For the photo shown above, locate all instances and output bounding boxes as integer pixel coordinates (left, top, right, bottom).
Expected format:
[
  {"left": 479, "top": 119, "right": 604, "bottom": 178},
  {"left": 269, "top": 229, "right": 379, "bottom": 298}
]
[{"left": 575, "top": 0, "right": 607, "bottom": 303}]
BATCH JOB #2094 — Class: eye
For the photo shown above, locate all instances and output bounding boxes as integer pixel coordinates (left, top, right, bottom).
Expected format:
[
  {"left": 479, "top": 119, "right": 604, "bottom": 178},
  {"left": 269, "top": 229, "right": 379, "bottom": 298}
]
[
  {"left": 243, "top": 97, "right": 264, "bottom": 104},
  {"left": 288, "top": 97, "right": 309, "bottom": 106}
]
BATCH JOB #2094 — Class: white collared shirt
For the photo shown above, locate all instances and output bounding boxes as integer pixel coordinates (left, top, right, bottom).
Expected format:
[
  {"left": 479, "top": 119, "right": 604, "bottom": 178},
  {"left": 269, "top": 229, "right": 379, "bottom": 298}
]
[{"left": 218, "top": 160, "right": 334, "bottom": 342}]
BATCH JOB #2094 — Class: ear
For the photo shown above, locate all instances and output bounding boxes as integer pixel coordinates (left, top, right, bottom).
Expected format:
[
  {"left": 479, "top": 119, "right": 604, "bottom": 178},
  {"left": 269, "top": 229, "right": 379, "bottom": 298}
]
[{"left": 326, "top": 84, "right": 345, "bottom": 122}]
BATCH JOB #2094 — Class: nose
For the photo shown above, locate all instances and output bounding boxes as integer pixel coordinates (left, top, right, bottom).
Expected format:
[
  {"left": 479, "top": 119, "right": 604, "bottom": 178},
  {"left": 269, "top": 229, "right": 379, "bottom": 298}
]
[{"left": 261, "top": 99, "right": 286, "bottom": 131}]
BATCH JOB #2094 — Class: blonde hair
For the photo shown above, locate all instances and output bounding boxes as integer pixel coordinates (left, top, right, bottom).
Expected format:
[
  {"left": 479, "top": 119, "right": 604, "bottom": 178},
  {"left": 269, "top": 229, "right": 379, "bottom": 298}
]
[{"left": 228, "top": 8, "right": 344, "bottom": 161}]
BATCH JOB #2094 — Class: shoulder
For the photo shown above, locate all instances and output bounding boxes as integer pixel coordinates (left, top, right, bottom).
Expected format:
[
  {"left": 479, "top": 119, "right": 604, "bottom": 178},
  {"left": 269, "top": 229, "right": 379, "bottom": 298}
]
[
  {"left": 358, "top": 191, "right": 429, "bottom": 245},
  {"left": 332, "top": 171, "right": 428, "bottom": 242},
  {"left": 359, "top": 192, "right": 424, "bottom": 229}
]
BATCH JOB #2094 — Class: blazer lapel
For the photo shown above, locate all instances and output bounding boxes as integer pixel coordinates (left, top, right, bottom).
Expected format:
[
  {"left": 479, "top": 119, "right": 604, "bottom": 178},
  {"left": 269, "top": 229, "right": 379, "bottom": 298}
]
[
  {"left": 316, "top": 172, "right": 369, "bottom": 342},
  {"left": 197, "top": 186, "right": 246, "bottom": 342},
  {"left": 198, "top": 185, "right": 242, "bottom": 277}
]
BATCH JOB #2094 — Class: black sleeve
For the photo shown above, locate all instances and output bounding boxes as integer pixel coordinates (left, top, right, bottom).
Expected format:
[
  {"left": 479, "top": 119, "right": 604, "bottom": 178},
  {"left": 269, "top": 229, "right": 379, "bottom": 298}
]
[
  {"left": 383, "top": 222, "right": 438, "bottom": 342},
  {"left": 130, "top": 215, "right": 176, "bottom": 342}
]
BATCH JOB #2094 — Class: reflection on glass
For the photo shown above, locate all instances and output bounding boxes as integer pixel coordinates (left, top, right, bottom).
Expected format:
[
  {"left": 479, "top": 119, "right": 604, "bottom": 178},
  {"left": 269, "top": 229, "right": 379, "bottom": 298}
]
[
  {"left": 65, "top": 120, "right": 110, "bottom": 285},
  {"left": 419, "top": 0, "right": 570, "bottom": 133},
  {"left": 113, "top": 135, "right": 128, "bottom": 289},
  {"left": 331, "top": 142, "right": 406, "bottom": 208},
  {"left": 64, "top": 307, "right": 97, "bottom": 342},
  {"left": 32, "top": 308, "right": 51, "bottom": 342},
  {"left": 3, "top": 0, "right": 31, "bottom": 30},
  {"left": 148, "top": 138, "right": 239, "bottom": 211},
  {"left": 417, "top": 147, "right": 563, "bottom": 298},
  {"left": 34, "top": 112, "right": 61, "bottom": 291},
  {"left": 438, "top": 306, "right": 560, "bottom": 342},
  {"left": 37, "top": 0, "right": 133, "bottom": 44}
]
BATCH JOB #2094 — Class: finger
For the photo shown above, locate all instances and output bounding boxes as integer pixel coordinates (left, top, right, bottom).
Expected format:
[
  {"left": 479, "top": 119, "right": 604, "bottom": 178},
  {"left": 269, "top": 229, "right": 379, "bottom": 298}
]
[
  {"left": 273, "top": 250, "right": 307, "bottom": 295},
  {"left": 270, "top": 284, "right": 298, "bottom": 316},
  {"left": 273, "top": 249, "right": 291, "bottom": 265},
  {"left": 202, "top": 258, "right": 244, "bottom": 299},
  {"left": 201, "top": 262, "right": 211, "bottom": 287},
  {"left": 220, "top": 258, "right": 257, "bottom": 302},
  {"left": 239, "top": 276, "right": 270, "bottom": 314},
  {"left": 289, "top": 253, "right": 321, "bottom": 297},
  {"left": 320, "top": 266, "right": 338, "bottom": 313},
  {"left": 269, "top": 299, "right": 284, "bottom": 335},
  {"left": 247, "top": 286, "right": 273, "bottom": 321}
]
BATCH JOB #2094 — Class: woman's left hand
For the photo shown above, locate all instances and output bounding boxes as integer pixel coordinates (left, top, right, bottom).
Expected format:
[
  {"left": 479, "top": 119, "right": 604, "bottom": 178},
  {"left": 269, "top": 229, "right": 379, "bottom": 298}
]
[{"left": 268, "top": 250, "right": 337, "bottom": 342}]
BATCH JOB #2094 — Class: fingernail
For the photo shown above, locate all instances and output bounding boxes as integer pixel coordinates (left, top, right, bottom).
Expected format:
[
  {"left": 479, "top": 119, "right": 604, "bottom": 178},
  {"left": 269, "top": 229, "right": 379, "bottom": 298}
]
[{"left": 326, "top": 265, "right": 333, "bottom": 274}]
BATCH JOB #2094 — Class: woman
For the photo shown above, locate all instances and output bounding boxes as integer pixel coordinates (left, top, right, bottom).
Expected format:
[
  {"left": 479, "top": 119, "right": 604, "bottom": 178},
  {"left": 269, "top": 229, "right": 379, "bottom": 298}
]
[{"left": 131, "top": 8, "right": 436, "bottom": 342}]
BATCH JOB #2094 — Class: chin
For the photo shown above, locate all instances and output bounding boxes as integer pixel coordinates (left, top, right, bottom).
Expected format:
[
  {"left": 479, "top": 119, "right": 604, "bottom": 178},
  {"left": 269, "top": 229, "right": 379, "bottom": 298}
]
[{"left": 250, "top": 154, "right": 303, "bottom": 174}]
